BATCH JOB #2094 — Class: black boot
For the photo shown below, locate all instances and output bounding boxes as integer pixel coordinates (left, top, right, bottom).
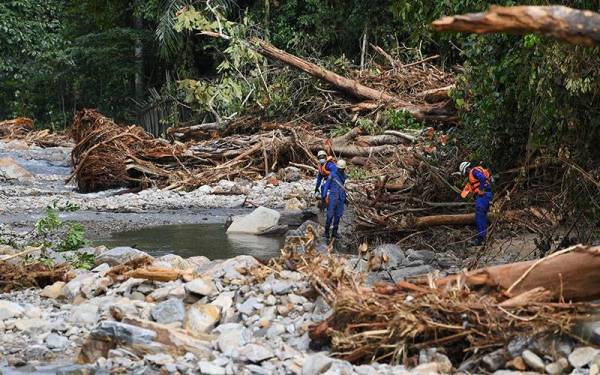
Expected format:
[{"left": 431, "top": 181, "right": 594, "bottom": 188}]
[
  {"left": 324, "top": 228, "right": 330, "bottom": 239},
  {"left": 332, "top": 227, "right": 339, "bottom": 239}
]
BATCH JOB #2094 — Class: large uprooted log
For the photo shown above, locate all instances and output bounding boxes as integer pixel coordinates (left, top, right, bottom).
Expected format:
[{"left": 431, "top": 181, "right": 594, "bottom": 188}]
[
  {"left": 432, "top": 5, "right": 600, "bottom": 46},
  {"left": 436, "top": 244, "right": 600, "bottom": 302}
]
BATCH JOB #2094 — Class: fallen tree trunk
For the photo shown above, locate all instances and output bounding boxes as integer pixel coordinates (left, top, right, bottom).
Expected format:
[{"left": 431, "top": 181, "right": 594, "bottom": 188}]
[
  {"left": 202, "top": 32, "right": 456, "bottom": 123},
  {"left": 412, "top": 212, "right": 499, "bottom": 228},
  {"left": 251, "top": 37, "right": 400, "bottom": 103},
  {"left": 167, "top": 122, "right": 226, "bottom": 141},
  {"left": 356, "top": 134, "right": 409, "bottom": 146},
  {"left": 436, "top": 245, "right": 600, "bottom": 302},
  {"left": 416, "top": 85, "right": 455, "bottom": 103},
  {"left": 432, "top": 5, "right": 600, "bottom": 46}
]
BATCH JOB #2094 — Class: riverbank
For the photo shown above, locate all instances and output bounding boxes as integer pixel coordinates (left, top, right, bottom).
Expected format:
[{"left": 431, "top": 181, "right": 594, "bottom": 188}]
[
  {"left": 1, "top": 243, "right": 598, "bottom": 375},
  {"left": 0, "top": 139, "right": 320, "bottom": 236}
]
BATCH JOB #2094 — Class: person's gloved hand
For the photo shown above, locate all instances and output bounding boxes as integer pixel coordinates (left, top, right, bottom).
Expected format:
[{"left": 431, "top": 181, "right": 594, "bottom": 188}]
[
  {"left": 319, "top": 198, "right": 325, "bottom": 212},
  {"left": 314, "top": 187, "right": 319, "bottom": 194}
]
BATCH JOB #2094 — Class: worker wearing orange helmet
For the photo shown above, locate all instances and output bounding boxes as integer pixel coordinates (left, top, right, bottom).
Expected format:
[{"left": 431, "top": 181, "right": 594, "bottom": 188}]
[{"left": 459, "top": 161, "right": 493, "bottom": 245}]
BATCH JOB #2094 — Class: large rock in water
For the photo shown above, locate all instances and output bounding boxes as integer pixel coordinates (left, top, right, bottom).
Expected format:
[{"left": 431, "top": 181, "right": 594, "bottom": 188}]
[
  {"left": 226, "top": 206, "right": 281, "bottom": 234},
  {"left": 0, "top": 158, "right": 33, "bottom": 182}
]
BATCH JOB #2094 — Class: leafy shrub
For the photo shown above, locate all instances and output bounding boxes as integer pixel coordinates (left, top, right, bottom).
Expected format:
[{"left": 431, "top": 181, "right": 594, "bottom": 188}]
[
  {"left": 34, "top": 201, "right": 87, "bottom": 252},
  {"left": 382, "top": 109, "right": 422, "bottom": 131}
]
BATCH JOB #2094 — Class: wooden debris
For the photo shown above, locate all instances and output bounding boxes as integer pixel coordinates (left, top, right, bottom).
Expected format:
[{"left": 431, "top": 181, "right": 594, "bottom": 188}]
[
  {"left": 0, "top": 118, "right": 33, "bottom": 137},
  {"left": 261, "top": 238, "right": 598, "bottom": 364},
  {"left": 0, "top": 117, "right": 71, "bottom": 147},
  {"left": 125, "top": 267, "right": 195, "bottom": 282},
  {"left": 432, "top": 5, "right": 600, "bottom": 46},
  {"left": 0, "top": 262, "right": 70, "bottom": 292},
  {"left": 437, "top": 245, "right": 600, "bottom": 302}
]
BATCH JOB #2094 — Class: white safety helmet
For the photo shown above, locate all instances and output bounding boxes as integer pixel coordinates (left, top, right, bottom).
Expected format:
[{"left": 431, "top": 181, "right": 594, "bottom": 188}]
[
  {"left": 459, "top": 161, "right": 471, "bottom": 176},
  {"left": 336, "top": 159, "right": 347, "bottom": 169},
  {"left": 317, "top": 150, "right": 327, "bottom": 158}
]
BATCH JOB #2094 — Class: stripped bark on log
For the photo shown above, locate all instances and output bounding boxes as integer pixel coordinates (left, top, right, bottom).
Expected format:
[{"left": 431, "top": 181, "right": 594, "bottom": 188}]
[
  {"left": 436, "top": 245, "right": 600, "bottom": 302},
  {"left": 432, "top": 5, "right": 600, "bottom": 46}
]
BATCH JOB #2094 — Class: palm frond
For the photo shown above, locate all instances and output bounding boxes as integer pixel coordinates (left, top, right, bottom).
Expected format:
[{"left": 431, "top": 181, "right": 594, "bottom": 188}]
[{"left": 155, "top": 0, "right": 238, "bottom": 59}]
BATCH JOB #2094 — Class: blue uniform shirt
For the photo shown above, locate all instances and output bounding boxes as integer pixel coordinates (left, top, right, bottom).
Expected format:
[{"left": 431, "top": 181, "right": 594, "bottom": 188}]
[{"left": 322, "top": 170, "right": 346, "bottom": 200}]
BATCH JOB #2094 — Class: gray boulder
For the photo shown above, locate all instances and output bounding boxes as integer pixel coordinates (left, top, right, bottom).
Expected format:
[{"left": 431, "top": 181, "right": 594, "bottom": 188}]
[
  {"left": 151, "top": 298, "right": 185, "bottom": 324},
  {"left": 369, "top": 244, "right": 405, "bottom": 271},
  {"left": 184, "top": 278, "right": 217, "bottom": 296},
  {"left": 0, "top": 300, "right": 25, "bottom": 320},
  {"left": 240, "top": 343, "right": 275, "bottom": 363},
  {"left": 95, "top": 247, "right": 152, "bottom": 266},
  {"left": 226, "top": 206, "right": 280, "bottom": 234},
  {"left": 390, "top": 265, "right": 434, "bottom": 281},
  {"left": 46, "top": 333, "right": 70, "bottom": 350},
  {"left": 216, "top": 323, "right": 252, "bottom": 356},
  {"left": 91, "top": 321, "right": 156, "bottom": 345}
]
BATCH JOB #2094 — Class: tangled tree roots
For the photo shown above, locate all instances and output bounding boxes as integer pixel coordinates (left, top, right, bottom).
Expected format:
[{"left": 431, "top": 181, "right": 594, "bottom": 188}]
[
  {"left": 0, "top": 262, "right": 71, "bottom": 292},
  {"left": 69, "top": 109, "right": 189, "bottom": 192}
]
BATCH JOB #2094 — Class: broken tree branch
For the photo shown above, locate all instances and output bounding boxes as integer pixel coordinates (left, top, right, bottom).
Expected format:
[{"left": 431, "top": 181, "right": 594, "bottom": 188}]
[{"left": 432, "top": 5, "right": 600, "bottom": 46}]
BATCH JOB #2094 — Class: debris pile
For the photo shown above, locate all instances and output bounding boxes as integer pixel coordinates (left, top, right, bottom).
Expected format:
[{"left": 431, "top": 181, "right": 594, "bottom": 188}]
[
  {"left": 0, "top": 261, "right": 70, "bottom": 292},
  {"left": 68, "top": 110, "right": 423, "bottom": 193},
  {"left": 264, "top": 233, "right": 600, "bottom": 364},
  {"left": 0, "top": 117, "right": 71, "bottom": 147}
]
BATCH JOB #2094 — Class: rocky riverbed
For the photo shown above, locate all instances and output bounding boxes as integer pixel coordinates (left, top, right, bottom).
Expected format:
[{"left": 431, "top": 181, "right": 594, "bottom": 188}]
[
  {"left": 1, "top": 244, "right": 599, "bottom": 375},
  {"left": 0, "top": 140, "right": 315, "bottom": 228},
  {"left": 1, "top": 141, "right": 600, "bottom": 375}
]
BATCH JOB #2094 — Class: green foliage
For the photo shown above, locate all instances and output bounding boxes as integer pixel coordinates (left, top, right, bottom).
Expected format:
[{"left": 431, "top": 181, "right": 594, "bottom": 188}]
[
  {"left": 175, "top": 5, "right": 266, "bottom": 117},
  {"left": 34, "top": 201, "right": 87, "bottom": 251},
  {"left": 35, "top": 203, "right": 63, "bottom": 235},
  {"left": 68, "top": 252, "right": 96, "bottom": 270},
  {"left": 355, "top": 118, "right": 376, "bottom": 134},
  {"left": 382, "top": 109, "right": 422, "bottom": 131},
  {"left": 60, "top": 222, "right": 87, "bottom": 252},
  {"left": 347, "top": 167, "right": 369, "bottom": 181}
]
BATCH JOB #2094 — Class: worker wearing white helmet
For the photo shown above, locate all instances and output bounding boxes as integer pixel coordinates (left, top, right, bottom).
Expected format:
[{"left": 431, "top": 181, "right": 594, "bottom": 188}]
[
  {"left": 321, "top": 159, "right": 348, "bottom": 240},
  {"left": 314, "top": 150, "right": 336, "bottom": 203},
  {"left": 458, "top": 160, "right": 493, "bottom": 245}
]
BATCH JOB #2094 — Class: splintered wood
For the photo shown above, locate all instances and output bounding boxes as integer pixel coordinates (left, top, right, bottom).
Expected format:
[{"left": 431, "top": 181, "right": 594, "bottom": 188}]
[{"left": 263, "top": 240, "right": 600, "bottom": 365}]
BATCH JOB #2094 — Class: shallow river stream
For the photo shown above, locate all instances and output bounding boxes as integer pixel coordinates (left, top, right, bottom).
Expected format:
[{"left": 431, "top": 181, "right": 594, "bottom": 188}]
[{"left": 93, "top": 223, "right": 285, "bottom": 259}]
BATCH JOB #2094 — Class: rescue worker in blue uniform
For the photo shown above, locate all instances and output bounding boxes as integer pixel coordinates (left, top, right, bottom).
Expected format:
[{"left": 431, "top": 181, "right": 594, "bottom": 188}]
[
  {"left": 322, "top": 159, "right": 347, "bottom": 239},
  {"left": 459, "top": 161, "right": 493, "bottom": 245},
  {"left": 314, "top": 150, "right": 337, "bottom": 197}
]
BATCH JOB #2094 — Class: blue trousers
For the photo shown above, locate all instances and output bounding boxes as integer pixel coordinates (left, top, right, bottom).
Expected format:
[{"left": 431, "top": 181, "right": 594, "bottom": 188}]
[
  {"left": 325, "top": 194, "right": 345, "bottom": 232},
  {"left": 475, "top": 192, "right": 492, "bottom": 241}
]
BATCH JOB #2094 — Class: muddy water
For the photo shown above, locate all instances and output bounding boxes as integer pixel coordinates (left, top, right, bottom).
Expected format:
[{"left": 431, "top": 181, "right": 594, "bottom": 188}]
[{"left": 94, "top": 223, "right": 285, "bottom": 259}]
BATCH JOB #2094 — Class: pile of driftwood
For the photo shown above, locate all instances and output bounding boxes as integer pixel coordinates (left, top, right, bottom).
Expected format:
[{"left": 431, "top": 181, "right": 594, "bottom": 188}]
[
  {"left": 264, "top": 233, "right": 600, "bottom": 364},
  {"left": 0, "top": 118, "right": 71, "bottom": 148},
  {"left": 0, "top": 261, "right": 71, "bottom": 292},
  {"left": 68, "top": 110, "right": 422, "bottom": 193}
]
